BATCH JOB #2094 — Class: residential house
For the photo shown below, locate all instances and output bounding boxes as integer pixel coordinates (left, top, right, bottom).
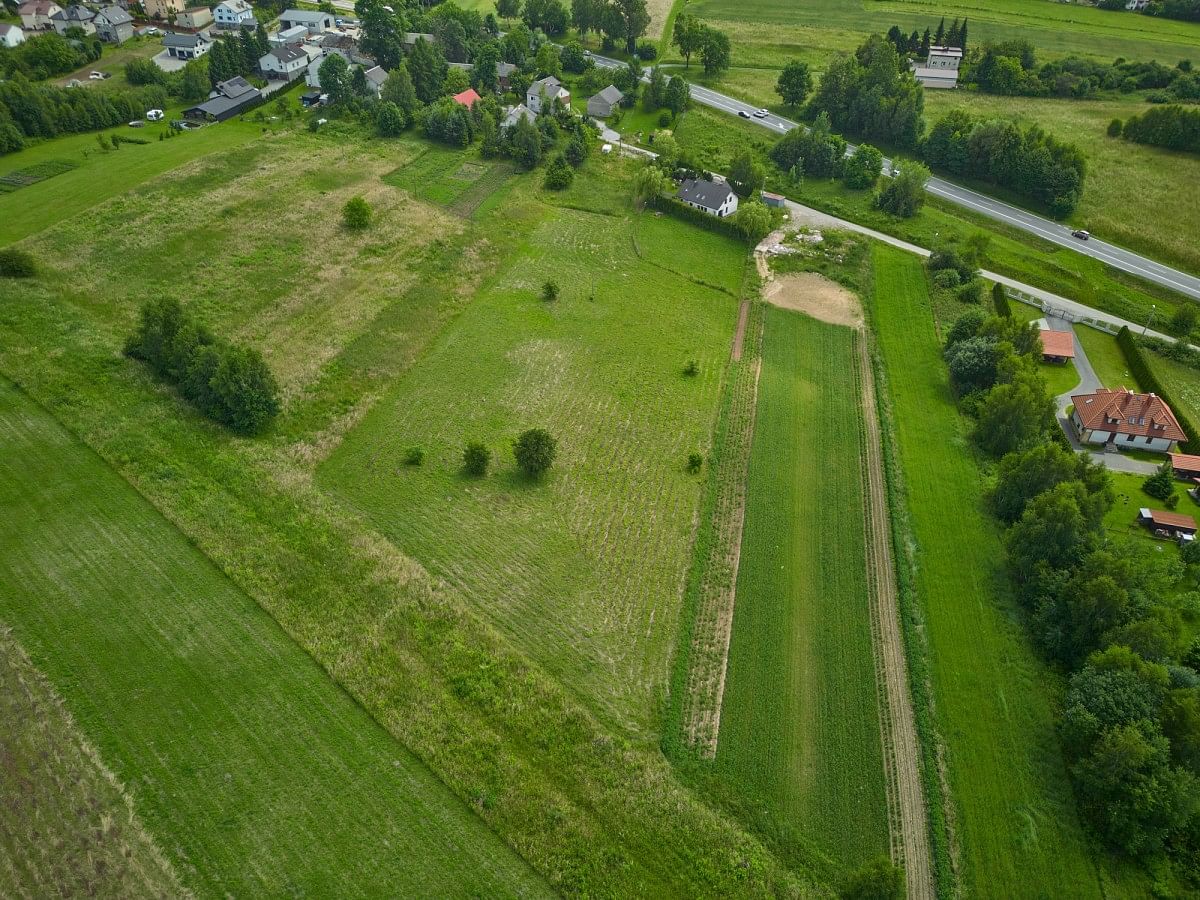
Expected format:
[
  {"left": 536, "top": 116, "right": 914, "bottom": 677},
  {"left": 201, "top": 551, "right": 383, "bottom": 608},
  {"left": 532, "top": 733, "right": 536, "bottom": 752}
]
[
  {"left": 163, "top": 30, "right": 211, "bottom": 59},
  {"left": 269, "top": 24, "right": 307, "bottom": 45},
  {"left": 0, "top": 24, "right": 26, "bottom": 47},
  {"left": 403, "top": 32, "right": 435, "bottom": 51},
  {"left": 174, "top": 6, "right": 212, "bottom": 28},
  {"left": 363, "top": 64, "right": 388, "bottom": 97},
  {"left": 185, "top": 74, "right": 261, "bottom": 121},
  {"left": 50, "top": 5, "right": 96, "bottom": 36},
  {"left": 677, "top": 178, "right": 739, "bottom": 218},
  {"left": 1039, "top": 329, "right": 1075, "bottom": 363},
  {"left": 501, "top": 103, "right": 535, "bottom": 129},
  {"left": 452, "top": 87, "right": 482, "bottom": 107},
  {"left": 496, "top": 61, "right": 516, "bottom": 91},
  {"left": 1138, "top": 508, "right": 1196, "bottom": 540},
  {"left": 278, "top": 9, "right": 333, "bottom": 35},
  {"left": 94, "top": 6, "right": 133, "bottom": 43},
  {"left": 145, "top": 0, "right": 184, "bottom": 21},
  {"left": 586, "top": 85, "right": 623, "bottom": 118},
  {"left": 18, "top": 1, "right": 61, "bottom": 31},
  {"left": 527, "top": 76, "right": 568, "bottom": 113},
  {"left": 213, "top": 0, "right": 255, "bottom": 29},
  {"left": 1071, "top": 387, "right": 1187, "bottom": 453},
  {"left": 260, "top": 44, "right": 309, "bottom": 80},
  {"left": 913, "top": 44, "right": 962, "bottom": 89}
]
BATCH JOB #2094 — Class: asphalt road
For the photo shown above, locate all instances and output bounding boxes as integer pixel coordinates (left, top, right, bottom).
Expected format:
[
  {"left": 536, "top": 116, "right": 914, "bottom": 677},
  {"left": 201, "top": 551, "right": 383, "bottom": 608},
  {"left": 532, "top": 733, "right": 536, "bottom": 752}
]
[{"left": 589, "top": 53, "right": 1200, "bottom": 301}]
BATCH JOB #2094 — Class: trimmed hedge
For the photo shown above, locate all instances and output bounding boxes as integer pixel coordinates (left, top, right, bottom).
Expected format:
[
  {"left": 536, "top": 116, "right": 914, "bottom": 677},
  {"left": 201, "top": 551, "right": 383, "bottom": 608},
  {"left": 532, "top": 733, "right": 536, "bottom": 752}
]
[
  {"left": 1115, "top": 325, "right": 1197, "bottom": 451},
  {"left": 647, "top": 193, "right": 748, "bottom": 242},
  {"left": 992, "top": 282, "right": 1011, "bottom": 318}
]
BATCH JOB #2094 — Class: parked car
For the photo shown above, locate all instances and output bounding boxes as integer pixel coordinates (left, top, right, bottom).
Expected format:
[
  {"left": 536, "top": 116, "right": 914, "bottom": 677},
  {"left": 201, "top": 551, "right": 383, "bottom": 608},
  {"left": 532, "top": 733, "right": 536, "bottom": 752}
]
[
  {"left": 1071, "top": 229, "right": 1090, "bottom": 240},
  {"left": 738, "top": 110, "right": 751, "bottom": 118},
  {"left": 145, "top": 108, "right": 164, "bottom": 121},
  {"left": 753, "top": 108, "right": 768, "bottom": 118},
  {"left": 89, "top": 71, "right": 104, "bottom": 79},
  {"left": 143, "top": 26, "right": 159, "bottom": 34},
  {"left": 128, "top": 119, "right": 145, "bottom": 127}
]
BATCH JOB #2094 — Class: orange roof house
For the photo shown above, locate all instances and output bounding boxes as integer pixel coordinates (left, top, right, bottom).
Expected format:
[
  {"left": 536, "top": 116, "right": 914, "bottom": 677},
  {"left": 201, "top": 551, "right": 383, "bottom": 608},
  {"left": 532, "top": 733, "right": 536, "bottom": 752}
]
[
  {"left": 1039, "top": 329, "right": 1075, "bottom": 361},
  {"left": 451, "top": 87, "right": 482, "bottom": 107},
  {"left": 1071, "top": 388, "right": 1186, "bottom": 453}
]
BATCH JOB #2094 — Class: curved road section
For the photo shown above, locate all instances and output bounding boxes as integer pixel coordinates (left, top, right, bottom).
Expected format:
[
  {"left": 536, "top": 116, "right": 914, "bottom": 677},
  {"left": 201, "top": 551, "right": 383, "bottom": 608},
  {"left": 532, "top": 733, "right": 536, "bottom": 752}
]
[{"left": 589, "top": 53, "right": 1200, "bottom": 301}]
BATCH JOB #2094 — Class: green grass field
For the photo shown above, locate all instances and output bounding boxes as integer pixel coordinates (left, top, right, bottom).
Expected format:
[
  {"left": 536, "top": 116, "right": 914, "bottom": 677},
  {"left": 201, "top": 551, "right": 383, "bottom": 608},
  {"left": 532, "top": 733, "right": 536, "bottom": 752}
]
[
  {"left": 714, "top": 306, "right": 890, "bottom": 872},
  {"left": 0, "top": 377, "right": 549, "bottom": 898},
  {"left": 319, "top": 190, "right": 745, "bottom": 738},
  {"left": 1145, "top": 347, "right": 1200, "bottom": 428},
  {"left": 869, "top": 246, "right": 1113, "bottom": 896},
  {"left": 1078, "top": 325, "right": 1145, "bottom": 392},
  {"left": 0, "top": 627, "right": 186, "bottom": 898}
]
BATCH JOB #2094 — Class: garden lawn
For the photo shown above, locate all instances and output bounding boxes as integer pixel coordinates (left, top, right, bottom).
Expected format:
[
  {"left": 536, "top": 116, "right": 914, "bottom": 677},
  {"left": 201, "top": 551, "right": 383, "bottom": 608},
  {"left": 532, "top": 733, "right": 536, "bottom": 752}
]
[
  {"left": 870, "top": 246, "right": 1110, "bottom": 896},
  {"left": 319, "top": 200, "right": 746, "bottom": 738},
  {"left": 1145, "top": 347, "right": 1200, "bottom": 428},
  {"left": 0, "top": 377, "right": 549, "bottom": 898},
  {"left": 714, "top": 306, "right": 889, "bottom": 872},
  {"left": 1103, "top": 470, "right": 1196, "bottom": 554},
  {"left": 1078, "top": 325, "right": 1145, "bottom": 392}
]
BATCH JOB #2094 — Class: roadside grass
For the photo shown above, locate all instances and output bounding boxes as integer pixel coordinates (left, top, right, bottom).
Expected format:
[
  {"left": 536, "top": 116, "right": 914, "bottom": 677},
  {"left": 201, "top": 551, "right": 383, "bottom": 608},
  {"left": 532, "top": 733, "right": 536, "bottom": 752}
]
[
  {"left": 0, "top": 129, "right": 822, "bottom": 896},
  {"left": 0, "top": 377, "right": 550, "bottom": 898},
  {"left": 1078, "top": 325, "right": 1145, "bottom": 391},
  {"left": 868, "top": 246, "right": 1111, "bottom": 896},
  {"left": 1145, "top": 347, "right": 1200, "bottom": 427},
  {"left": 714, "top": 306, "right": 890, "bottom": 872},
  {"left": 318, "top": 192, "right": 745, "bottom": 738},
  {"left": 0, "top": 627, "right": 187, "bottom": 899}
]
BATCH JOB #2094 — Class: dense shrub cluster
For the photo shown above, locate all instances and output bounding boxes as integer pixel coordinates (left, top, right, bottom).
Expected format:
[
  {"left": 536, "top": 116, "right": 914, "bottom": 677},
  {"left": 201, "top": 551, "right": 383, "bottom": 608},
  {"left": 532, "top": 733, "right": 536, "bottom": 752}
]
[
  {"left": 125, "top": 298, "right": 280, "bottom": 435},
  {"left": 921, "top": 109, "right": 1086, "bottom": 216},
  {"left": 1119, "top": 105, "right": 1200, "bottom": 154},
  {"left": 770, "top": 111, "right": 846, "bottom": 179},
  {"left": 942, "top": 307, "right": 1200, "bottom": 872},
  {"left": 0, "top": 31, "right": 99, "bottom": 81}
]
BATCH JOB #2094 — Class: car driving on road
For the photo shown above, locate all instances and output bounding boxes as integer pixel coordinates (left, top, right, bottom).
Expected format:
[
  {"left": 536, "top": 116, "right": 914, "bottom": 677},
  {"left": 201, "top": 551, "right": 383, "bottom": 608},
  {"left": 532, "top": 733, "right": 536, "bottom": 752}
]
[
  {"left": 1071, "top": 229, "right": 1090, "bottom": 240},
  {"left": 738, "top": 110, "right": 751, "bottom": 118},
  {"left": 753, "top": 108, "right": 768, "bottom": 118}
]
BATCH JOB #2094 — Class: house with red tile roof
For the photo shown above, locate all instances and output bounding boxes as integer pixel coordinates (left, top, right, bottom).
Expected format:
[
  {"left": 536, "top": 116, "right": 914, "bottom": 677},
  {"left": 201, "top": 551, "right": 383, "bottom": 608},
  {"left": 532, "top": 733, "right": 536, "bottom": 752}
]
[
  {"left": 1071, "top": 387, "right": 1187, "bottom": 454},
  {"left": 451, "top": 87, "right": 482, "bottom": 108},
  {"left": 1039, "top": 329, "right": 1075, "bottom": 363}
]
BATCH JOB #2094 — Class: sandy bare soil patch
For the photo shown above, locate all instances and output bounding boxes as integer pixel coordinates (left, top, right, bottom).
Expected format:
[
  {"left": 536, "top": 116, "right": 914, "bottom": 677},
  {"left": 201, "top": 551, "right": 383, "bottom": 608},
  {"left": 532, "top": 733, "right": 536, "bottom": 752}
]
[{"left": 763, "top": 271, "right": 864, "bottom": 329}]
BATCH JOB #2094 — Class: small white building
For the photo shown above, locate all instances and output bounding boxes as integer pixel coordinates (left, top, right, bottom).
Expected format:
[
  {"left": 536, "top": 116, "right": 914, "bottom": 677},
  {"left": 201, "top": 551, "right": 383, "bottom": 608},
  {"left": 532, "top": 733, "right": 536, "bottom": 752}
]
[
  {"left": 913, "top": 44, "right": 962, "bottom": 89},
  {"left": 260, "top": 43, "right": 309, "bottom": 79},
  {"left": 269, "top": 24, "right": 307, "bottom": 45},
  {"left": 213, "top": 0, "right": 255, "bottom": 29},
  {"left": 0, "top": 23, "right": 26, "bottom": 46},
  {"left": 677, "top": 178, "right": 739, "bottom": 218},
  {"left": 278, "top": 8, "right": 333, "bottom": 34},
  {"left": 163, "top": 30, "right": 211, "bottom": 59},
  {"left": 527, "top": 76, "right": 569, "bottom": 114}
]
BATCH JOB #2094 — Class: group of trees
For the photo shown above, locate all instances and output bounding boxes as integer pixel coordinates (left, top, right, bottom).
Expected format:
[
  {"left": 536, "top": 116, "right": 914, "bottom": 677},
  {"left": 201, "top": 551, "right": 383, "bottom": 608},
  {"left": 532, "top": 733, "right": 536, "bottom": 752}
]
[
  {"left": 0, "top": 75, "right": 169, "bottom": 154},
  {"left": 806, "top": 34, "right": 925, "bottom": 149},
  {"left": 670, "top": 14, "right": 732, "bottom": 76},
  {"left": 942, "top": 306, "right": 1200, "bottom": 869},
  {"left": 1116, "top": 104, "right": 1200, "bottom": 155},
  {"left": 124, "top": 297, "right": 280, "bottom": 435},
  {"left": 463, "top": 428, "right": 557, "bottom": 477},
  {"left": 927, "top": 235, "right": 988, "bottom": 304},
  {"left": 964, "top": 40, "right": 1198, "bottom": 100},
  {"left": 0, "top": 31, "right": 100, "bottom": 81},
  {"left": 206, "top": 28, "right": 270, "bottom": 90},
  {"left": 884, "top": 15, "right": 969, "bottom": 59},
  {"left": 921, "top": 108, "right": 1086, "bottom": 216},
  {"left": 124, "top": 54, "right": 212, "bottom": 104},
  {"left": 1099, "top": 0, "right": 1200, "bottom": 24},
  {"left": 565, "top": 0, "right": 653, "bottom": 54}
]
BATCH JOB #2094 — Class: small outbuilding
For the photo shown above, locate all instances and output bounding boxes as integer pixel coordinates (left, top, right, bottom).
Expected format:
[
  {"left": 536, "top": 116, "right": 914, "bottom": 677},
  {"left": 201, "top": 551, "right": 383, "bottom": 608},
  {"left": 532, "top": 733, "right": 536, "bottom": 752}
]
[
  {"left": 1138, "top": 508, "right": 1197, "bottom": 540},
  {"left": 761, "top": 190, "right": 786, "bottom": 208},
  {"left": 586, "top": 85, "right": 623, "bottom": 118},
  {"left": 1170, "top": 452, "right": 1200, "bottom": 480},
  {"left": 451, "top": 87, "right": 482, "bottom": 108},
  {"left": 1039, "top": 329, "right": 1075, "bottom": 363}
]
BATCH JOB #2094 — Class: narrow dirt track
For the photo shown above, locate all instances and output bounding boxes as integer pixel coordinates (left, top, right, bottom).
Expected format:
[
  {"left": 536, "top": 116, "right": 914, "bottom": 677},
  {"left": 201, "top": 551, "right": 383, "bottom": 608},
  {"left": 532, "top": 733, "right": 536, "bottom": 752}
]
[{"left": 858, "top": 335, "right": 935, "bottom": 900}]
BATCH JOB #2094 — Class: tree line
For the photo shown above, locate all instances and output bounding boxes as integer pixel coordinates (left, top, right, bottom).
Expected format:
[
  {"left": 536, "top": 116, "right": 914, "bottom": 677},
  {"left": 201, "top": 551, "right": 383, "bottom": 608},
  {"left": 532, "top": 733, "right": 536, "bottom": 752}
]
[
  {"left": 125, "top": 298, "right": 281, "bottom": 435},
  {"left": 1116, "top": 104, "right": 1200, "bottom": 155},
  {"left": 0, "top": 30, "right": 101, "bottom": 81},
  {"left": 884, "top": 15, "right": 969, "bottom": 58},
  {"left": 1099, "top": 0, "right": 1200, "bottom": 24},
  {"left": 942, "top": 306, "right": 1200, "bottom": 876}
]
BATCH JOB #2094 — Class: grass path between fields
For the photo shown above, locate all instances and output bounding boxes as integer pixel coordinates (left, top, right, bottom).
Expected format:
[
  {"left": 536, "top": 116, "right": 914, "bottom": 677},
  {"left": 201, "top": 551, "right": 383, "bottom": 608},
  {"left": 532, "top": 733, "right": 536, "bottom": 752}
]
[
  {"left": 868, "top": 246, "right": 1114, "bottom": 896},
  {"left": 0, "top": 377, "right": 551, "bottom": 898}
]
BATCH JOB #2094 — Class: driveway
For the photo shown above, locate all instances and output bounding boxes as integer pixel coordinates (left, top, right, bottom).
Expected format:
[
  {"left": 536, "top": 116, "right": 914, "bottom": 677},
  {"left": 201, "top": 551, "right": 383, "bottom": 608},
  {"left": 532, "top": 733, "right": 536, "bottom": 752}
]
[{"left": 151, "top": 50, "right": 187, "bottom": 73}]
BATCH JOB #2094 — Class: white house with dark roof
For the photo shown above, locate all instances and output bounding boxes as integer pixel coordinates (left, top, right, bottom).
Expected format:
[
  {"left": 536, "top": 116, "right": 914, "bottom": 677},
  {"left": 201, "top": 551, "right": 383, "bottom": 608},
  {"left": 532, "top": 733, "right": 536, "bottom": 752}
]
[
  {"left": 501, "top": 103, "right": 535, "bottom": 129},
  {"left": 586, "top": 85, "right": 623, "bottom": 118},
  {"left": 50, "top": 5, "right": 95, "bottom": 35},
  {"left": 527, "top": 76, "right": 569, "bottom": 113},
  {"left": 260, "top": 43, "right": 309, "bottom": 79},
  {"left": 363, "top": 65, "right": 388, "bottom": 96},
  {"left": 94, "top": 5, "right": 133, "bottom": 43},
  {"left": 0, "top": 23, "right": 25, "bottom": 46},
  {"left": 19, "top": 1, "right": 61, "bottom": 31},
  {"left": 213, "top": 0, "right": 254, "bottom": 28},
  {"left": 677, "top": 178, "right": 739, "bottom": 218},
  {"left": 163, "top": 29, "right": 211, "bottom": 58},
  {"left": 278, "top": 8, "right": 333, "bottom": 34}
]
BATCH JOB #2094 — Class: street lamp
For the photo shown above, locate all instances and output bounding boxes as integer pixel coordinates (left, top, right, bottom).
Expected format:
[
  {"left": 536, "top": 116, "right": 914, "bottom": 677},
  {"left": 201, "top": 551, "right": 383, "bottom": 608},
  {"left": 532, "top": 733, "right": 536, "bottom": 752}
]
[{"left": 1143, "top": 304, "right": 1156, "bottom": 336}]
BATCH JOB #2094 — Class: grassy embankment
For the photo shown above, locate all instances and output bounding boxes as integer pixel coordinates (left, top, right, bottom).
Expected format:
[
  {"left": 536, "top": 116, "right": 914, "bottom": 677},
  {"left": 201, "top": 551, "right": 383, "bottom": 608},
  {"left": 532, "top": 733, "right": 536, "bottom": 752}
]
[
  {"left": 0, "top": 125, "right": 823, "bottom": 896},
  {"left": 868, "top": 246, "right": 1139, "bottom": 896}
]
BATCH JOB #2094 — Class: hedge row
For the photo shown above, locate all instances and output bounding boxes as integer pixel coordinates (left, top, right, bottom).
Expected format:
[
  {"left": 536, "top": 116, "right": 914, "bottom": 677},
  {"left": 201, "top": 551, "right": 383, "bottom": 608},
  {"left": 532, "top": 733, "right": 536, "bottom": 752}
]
[
  {"left": 647, "top": 193, "right": 748, "bottom": 242},
  {"left": 1116, "top": 325, "right": 1197, "bottom": 452}
]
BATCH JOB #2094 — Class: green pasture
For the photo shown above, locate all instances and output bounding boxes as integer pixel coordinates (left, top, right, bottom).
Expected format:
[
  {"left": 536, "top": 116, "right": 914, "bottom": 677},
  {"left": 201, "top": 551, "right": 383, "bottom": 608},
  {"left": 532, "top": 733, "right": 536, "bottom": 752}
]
[
  {"left": 0, "top": 377, "right": 549, "bottom": 898},
  {"left": 714, "top": 306, "right": 889, "bottom": 872}
]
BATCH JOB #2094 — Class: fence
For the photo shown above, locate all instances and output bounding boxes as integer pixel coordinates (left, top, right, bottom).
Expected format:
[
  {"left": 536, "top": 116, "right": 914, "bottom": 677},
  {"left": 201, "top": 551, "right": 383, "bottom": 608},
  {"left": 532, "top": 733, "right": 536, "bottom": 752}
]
[{"left": 1004, "top": 287, "right": 1121, "bottom": 335}]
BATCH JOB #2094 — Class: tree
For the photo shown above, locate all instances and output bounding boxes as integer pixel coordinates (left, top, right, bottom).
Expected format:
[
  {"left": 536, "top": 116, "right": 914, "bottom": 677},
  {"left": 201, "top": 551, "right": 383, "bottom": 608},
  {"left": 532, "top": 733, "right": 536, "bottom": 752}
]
[
  {"left": 671, "top": 14, "right": 702, "bottom": 69},
  {"left": 350, "top": 65, "right": 372, "bottom": 100},
  {"left": 463, "top": 441, "right": 491, "bottom": 476},
  {"left": 377, "top": 101, "right": 406, "bottom": 135},
  {"left": 1007, "top": 480, "right": 1097, "bottom": 583},
  {"left": 381, "top": 61, "right": 419, "bottom": 119},
  {"left": 974, "top": 369, "right": 1053, "bottom": 457},
  {"left": 775, "top": 60, "right": 812, "bottom": 107},
  {"left": 180, "top": 58, "right": 210, "bottom": 102},
  {"left": 992, "top": 281, "right": 1011, "bottom": 317},
  {"left": 1108, "top": 117, "right": 1123, "bottom": 137},
  {"left": 543, "top": 152, "right": 574, "bottom": 189},
  {"left": 1144, "top": 461, "right": 1176, "bottom": 500},
  {"left": 508, "top": 114, "right": 543, "bottom": 168},
  {"left": 727, "top": 150, "right": 764, "bottom": 198},
  {"left": 945, "top": 336, "right": 1001, "bottom": 396},
  {"left": 631, "top": 163, "right": 672, "bottom": 206},
  {"left": 699, "top": 26, "right": 731, "bottom": 76},
  {"left": 319, "top": 52, "right": 350, "bottom": 106},
  {"left": 210, "top": 346, "right": 280, "bottom": 435},
  {"left": 443, "top": 66, "right": 471, "bottom": 96},
  {"left": 513, "top": 427, "right": 557, "bottom": 476},
  {"left": 570, "top": 0, "right": 596, "bottom": 37},
  {"left": 407, "top": 37, "right": 448, "bottom": 104},
  {"left": 534, "top": 42, "right": 562, "bottom": 78},
  {"left": 993, "top": 442, "right": 1109, "bottom": 524},
  {"left": 840, "top": 856, "right": 903, "bottom": 900},
  {"left": 343, "top": 196, "right": 372, "bottom": 230},
  {"left": 560, "top": 39, "right": 587, "bottom": 73},
  {"left": 642, "top": 66, "right": 666, "bottom": 111},
  {"left": 541, "top": 279, "right": 560, "bottom": 301},
  {"left": 735, "top": 200, "right": 774, "bottom": 243},
  {"left": 843, "top": 143, "right": 883, "bottom": 189},
  {"left": 665, "top": 75, "right": 689, "bottom": 114},
  {"left": 614, "top": 0, "right": 650, "bottom": 54},
  {"left": 522, "top": 0, "right": 569, "bottom": 35},
  {"left": 1168, "top": 302, "right": 1198, "bottom": 337},
  {"left": 496, "top": 0, "right": 520, "bottom": 20},
  {"left": 0, "top": 248, "right": 36, "bottom": 278},
  {"left": 360, "top": 5, "right": 404, "bottom": 70},
  {"left": 874, "top": 161, "right": 928, "bottom": 217}
]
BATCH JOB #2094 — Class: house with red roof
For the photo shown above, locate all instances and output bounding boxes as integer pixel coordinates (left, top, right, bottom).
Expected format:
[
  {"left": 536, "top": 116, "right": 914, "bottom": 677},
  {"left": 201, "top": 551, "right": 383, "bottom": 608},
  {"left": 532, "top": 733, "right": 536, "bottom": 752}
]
[
  {"left": 1071, "top": 387, "right": 1187, "bottom": 454},
  {"left": 1039, "top": 329, "right": 1075, "bottom": 363},
  {"left": 451, "top": 88, "right": 482, "bottom": 108}
]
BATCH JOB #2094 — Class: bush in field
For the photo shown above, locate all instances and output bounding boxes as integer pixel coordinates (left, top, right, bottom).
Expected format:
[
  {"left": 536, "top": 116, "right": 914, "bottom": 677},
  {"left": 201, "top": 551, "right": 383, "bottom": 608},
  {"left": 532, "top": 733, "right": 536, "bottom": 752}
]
[
  {"left": 463, "top": 441, "right": 491, "bottom": 476},
  {"left": 404, "top": 446, "right": 425, "bottom": 465},
  {"left": 1143, "top": 462, "right": 1175, "bottom": 500},
  {"left": 874, "top": 161, "right": 928, "bottom": 218},
  {"left": 541, "top": 280, "right": 560, "bottom": 302},
  {"left": 543, "top": 153, "right": 574, "bottom": 189},
  {"left": 683, "top": 359, "right": 699, "bottom": 377},
  {"left": 343, "top": 196, "right": 372, "bottom": 230},
  {"left": 840, "top": 856, "right": 903, "bottom": 899},
  {"left": 513, "top": 427, "right": 557, "bottom": 477},
  {"left": 686, "top": 452, "right": 704, "bottom": 473},
  {"left": 0, "top": 248, "right": 37, "bottom": 278}
]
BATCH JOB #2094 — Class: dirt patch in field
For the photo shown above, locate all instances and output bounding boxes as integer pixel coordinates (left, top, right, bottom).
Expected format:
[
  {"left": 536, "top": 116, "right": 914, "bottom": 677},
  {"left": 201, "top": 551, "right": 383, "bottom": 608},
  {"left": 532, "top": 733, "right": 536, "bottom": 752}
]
[{"left": 762, "top": 271, "right": 864, "bottom": 329}]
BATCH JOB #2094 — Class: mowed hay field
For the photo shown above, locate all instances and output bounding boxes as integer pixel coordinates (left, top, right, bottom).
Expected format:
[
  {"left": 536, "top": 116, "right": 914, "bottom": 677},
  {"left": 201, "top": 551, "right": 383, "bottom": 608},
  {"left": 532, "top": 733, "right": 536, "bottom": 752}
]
[
  {"left": 0, "top": 378, "right": 549, "bottom": 898},
  {"left": 868, "top": 247, "right": 1113, "bottom": 896},
  {"left": 0, "top": 628, "right": 186, "bottom": 899},
  {"left": 714, "top": 306, "right": 889, "bottom": 871},
  {"left": 319, "top": 194, "right": 746, "bottom": 738}
]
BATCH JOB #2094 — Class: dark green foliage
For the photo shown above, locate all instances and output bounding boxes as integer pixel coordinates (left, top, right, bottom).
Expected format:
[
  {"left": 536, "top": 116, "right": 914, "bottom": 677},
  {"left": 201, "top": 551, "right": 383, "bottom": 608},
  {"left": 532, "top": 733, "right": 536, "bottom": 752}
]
[
  {"left": 319, "top": 52, "right": 351, "bottom": 105},
  {"left": 405, "top": 446, "right": 426, "bottom": 465},
  {"left": 124, "top": 298, "right": 280, "bottom": 434},
  {"left": 0, "top": 74, "right": 170, "bottom": 152},
  {"left": 945, "top": 336, "right": 1002, "bottom": 396},
  {"left": 522, "top": 0, "right": 569, "bottom": 34},
  {"left": 1144, "top": 462, "right": 1176, "bottom": 501},
  {"left": 1108, "top": 117, "right": 1124, "bottom": 137},
  {"left": 727, "top": 150, "right": 764, "bottom": 198},
  {"left": 1116, "top": 325, "right": 1197, "bottom": 451},
  {"left": 840, "top": 856, "right": 903, "bottom": 899},
  {"left": 1168, "top": 303, "right": 1198, "bottom": 337},
  {"left": 560, "top": 40, "right": 586, "bottom": 73},
  {"left": 513, "top": 428, "right": 557, "bottom": 476},
  {"left": 543, "top": 153, "right": 574, "bottom": 189},
  {"left": 698, "top": 25, "right": 731, "bottom": 76},
  {"left": 407, "top": 37, "right": 449, "bottom": 104},
  {"left": 664, "top": 76, "right": 689, "bottom": 114},
  {"left": 992, "top": 282, "right": 1011, "bottom": 318},
  {"left": 377, "top": 101, "right": 407, "bottom": 136},
  {"left": 992, "top": 442, "right": 1110, "bottom": 525},
  {"left": 0, "top": 247, "right": 36, "bottom": 278},
  {"left": 842, "top": 143, "right": 882, "bottom": 189},
  {"left": 420, "top": 98, "right": 476, "bottom": 146},
  {"left": 775, "top": 60, "right": 812, "bottom": 107},
  {"left": 541, "top": 280, "right": 559, "bottom": 302},
  {"left": 685, "top": 451, "right": 703, "bottom": 473},
  {"left": 770, "top": 112, "right": 846, "bottom": 178},
  {"left": 0, "top": 31, "right": 84, "bottom": 80},
  {"left": 463, "top": 441, "right": 492, "bottom": 476},
  {"left": 343, "top": 196, "right": 372, "bottom": 230},
  {"left": 683, "top": 359, "right": 699, "bottom": 377},
  {"left": 874, "top": 161, "right": 928, "bottom": 218}
]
